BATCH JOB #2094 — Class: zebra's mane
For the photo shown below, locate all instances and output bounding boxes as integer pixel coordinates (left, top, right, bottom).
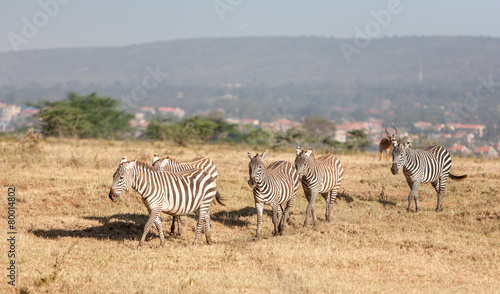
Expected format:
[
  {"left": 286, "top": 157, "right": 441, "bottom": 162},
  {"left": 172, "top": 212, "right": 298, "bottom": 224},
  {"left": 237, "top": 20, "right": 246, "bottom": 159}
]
[
  {"left": 299, "top": 150, "right": 316, "bottom": 161},
  {"left": 133, "top": 160, "right": 155, "bottom": 171},
  {"left": 159, "top": 156, "right": 179, "bottom": 163}
]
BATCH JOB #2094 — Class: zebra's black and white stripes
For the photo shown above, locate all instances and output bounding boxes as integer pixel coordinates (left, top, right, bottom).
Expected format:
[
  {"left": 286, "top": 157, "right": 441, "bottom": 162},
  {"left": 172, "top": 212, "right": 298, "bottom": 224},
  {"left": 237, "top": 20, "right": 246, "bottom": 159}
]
[
  {"left": 294, "top": 147, "right": 344, "bottom": 226},
  {"left": 391, "top": 142, "right": 467, "bottom": 212},
  {"left": 248, "top": 151, "right": 299, "bottom": 240},
  {"left": 109, "top": 158, "right": 223, "bottom": 248},
  {"left": 152, "top": 154, "right": 221, "bottom": 236},
  {"left": 153, "top": 154, "right": 218, "bottom": 180}
]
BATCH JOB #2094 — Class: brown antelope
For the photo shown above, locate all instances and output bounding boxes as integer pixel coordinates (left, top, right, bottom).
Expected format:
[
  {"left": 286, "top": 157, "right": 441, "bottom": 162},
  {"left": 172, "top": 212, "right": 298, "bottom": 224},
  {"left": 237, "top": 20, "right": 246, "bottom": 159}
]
[{"left": 379, "top": 126, "right": 397, "bottom": 161}]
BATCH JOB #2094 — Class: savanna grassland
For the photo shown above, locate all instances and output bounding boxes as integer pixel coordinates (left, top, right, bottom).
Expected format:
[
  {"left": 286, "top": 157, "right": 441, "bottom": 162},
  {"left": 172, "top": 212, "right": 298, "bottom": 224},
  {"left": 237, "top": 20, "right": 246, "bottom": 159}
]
[{"left": 1, "top": 137, "right": 499, "bottom": 293}]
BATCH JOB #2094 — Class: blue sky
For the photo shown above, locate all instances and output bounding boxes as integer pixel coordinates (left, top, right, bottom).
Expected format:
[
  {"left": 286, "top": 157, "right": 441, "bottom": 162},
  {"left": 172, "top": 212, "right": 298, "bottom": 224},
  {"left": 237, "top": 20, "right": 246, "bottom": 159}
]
[{"left": 1, "top": 0, "right": 499, "bottom": 52}]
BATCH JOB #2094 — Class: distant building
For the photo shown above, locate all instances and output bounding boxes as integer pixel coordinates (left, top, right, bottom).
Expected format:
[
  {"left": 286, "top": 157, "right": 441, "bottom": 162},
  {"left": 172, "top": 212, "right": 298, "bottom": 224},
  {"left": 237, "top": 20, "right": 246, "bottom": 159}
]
[
  {"left": 242, "top": 119, "right": 259, "bottom": 126},
  {"left": 225, "top": 118, "right": 240, "bottom": 125},
  {"left": 158, "top": 107, "right": 185, "bottom": 119},
  {"left": 448, "top": 144, "right": 472, "bottom": 155},
  {"left": 0, "top": 104, "right": 21, "bottom": 122},
  {"left": 139, "top": 107, "right": 156, "bottom": 114},
  {"left": 336, "top": 121, "right": 370, "bottom": 131},
  {"left": 261, "top": 118, "right": 300, "bottom": 132},
  {"left": 414, "top": 121, "right": 433, "bottom": 129},
  {"left": 473, "top": 146, "right": 499, "bottom": 158},
  {"left": 334, "top": 130, "right": 347, "bottom": 143},
  {"left": 447, "top": 123, "right": 486, "bottom": 138}
]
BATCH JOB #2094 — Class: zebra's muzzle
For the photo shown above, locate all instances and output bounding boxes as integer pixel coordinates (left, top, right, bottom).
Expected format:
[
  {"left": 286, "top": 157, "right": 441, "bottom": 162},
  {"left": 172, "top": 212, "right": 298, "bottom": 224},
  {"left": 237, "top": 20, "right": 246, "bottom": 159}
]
[
  {"left": 248, "top": 177, "right": 256, "bottom": 188},
  {"left": 390, "top": 164, "right": 399, "bottom": 175},
  {"left": 109, "top": 188, "right": 120, "bottom": 202}
]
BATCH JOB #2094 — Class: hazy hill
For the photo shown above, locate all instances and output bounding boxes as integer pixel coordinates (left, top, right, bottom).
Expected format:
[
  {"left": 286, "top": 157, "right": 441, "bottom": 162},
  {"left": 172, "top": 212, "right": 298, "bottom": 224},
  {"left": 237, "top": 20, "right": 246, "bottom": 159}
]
[{"left": 1, "top": 36, "right": 499, "bottom": 88}]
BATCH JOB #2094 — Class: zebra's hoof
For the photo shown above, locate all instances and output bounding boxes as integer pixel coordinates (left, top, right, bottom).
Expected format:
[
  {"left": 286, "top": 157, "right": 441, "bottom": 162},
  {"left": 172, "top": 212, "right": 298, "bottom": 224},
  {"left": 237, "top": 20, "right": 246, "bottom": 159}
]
[
  {"left": 252, "top": 237, "right": 260, "bottom": 242},
  {"left": 137, "top": 246, "right": 142, "bottom": 251}
]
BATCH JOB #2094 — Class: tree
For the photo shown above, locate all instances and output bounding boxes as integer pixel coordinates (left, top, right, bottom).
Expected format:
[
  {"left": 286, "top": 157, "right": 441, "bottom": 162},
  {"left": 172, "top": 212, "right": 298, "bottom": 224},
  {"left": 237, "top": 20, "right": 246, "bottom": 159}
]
[
  {"left": 345, "top": 129, "right": 372, "bottom": 152},
  {"left": 300, "top": 116, "right": 336, "bottom": 144},
  {"left": 33, "top": 92, "right": 133, "bottom": 139}
]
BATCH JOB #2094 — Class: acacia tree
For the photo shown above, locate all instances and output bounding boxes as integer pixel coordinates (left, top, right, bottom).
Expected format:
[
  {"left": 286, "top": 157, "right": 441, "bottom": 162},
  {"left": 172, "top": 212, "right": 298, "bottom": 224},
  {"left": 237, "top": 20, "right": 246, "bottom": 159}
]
[
  {"left": 33, "top": 92, "right": 133, "bottom": 139},
  {"left": 345, "top": 129, "right": 372, "bottom": 152}
]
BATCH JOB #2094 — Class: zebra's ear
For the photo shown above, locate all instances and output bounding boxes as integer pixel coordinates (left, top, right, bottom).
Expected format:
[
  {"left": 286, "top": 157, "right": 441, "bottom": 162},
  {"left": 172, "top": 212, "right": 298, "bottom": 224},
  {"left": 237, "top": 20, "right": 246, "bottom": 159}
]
[
  {"left": 152, "top": 154, "right": 160, "bottom": 165},
  {"left": 406, "top": 142, "right": 412, "bottom": 148},
  {"left": 305, "top": 149, "right": 313, "bottom": 157},
  {"left": 296, "top": 146, "right": 301, "bottom": 156},
  {"left": 160, "top": 159, "right": 168, "bottom": 168},
  {"left": 261, "top": 150, "right": 268, "bottom": 159},
  {"left": 247, "top": 152, "right": 253, "bottom": 159}
]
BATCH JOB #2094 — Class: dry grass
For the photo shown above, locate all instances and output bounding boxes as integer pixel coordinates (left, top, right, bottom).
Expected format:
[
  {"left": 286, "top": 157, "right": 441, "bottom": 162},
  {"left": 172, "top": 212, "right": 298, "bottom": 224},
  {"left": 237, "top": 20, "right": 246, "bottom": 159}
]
[{"left": 1, "top": 137, "right": 499, "bottom": 293}]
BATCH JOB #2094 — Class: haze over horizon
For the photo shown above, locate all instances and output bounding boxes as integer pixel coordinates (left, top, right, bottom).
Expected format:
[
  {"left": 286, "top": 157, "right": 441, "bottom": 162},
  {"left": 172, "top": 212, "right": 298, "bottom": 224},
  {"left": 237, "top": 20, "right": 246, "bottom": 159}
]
[{"left": 2, "top": 1, "right": 500, "bottom": 53}]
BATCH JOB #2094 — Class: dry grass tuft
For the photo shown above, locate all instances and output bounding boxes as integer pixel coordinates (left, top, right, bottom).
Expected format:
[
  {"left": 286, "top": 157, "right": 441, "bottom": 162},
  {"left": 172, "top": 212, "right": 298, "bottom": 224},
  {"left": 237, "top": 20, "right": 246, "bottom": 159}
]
[{"left": 1, "top": 138, "right": 499, "bottom": 293}]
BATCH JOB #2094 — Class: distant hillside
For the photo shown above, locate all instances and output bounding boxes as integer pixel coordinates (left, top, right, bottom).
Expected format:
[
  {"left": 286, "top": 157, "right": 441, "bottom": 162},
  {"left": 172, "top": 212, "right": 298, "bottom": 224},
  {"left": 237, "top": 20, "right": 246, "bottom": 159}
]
[{"left": 1, "top": 36, "right": 500, "bottom": 88}]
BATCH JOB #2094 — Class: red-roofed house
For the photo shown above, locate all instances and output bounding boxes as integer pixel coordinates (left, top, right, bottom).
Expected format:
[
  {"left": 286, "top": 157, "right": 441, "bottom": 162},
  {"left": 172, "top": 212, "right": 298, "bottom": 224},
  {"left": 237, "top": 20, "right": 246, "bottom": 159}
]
[
  {"left": 447, "top": 123, "right": 486, "bottom": 138},
  {"left": 261, "top": 118, "right": 300, "bottom": 132},
  {"left": 158, "top": 107, "right": 185, "bottom": 119},
  {"left": 448, "top": 144, "right": 472, "bottom": 155},
  {"left": 414, "top": 121, "right": 433, "bottom": 129},
  {"left": 336, "top": 121, "right": 369, "bottom": 131},
  {"left": 473, "top": 146, "right": 499, "bottom": 158}
]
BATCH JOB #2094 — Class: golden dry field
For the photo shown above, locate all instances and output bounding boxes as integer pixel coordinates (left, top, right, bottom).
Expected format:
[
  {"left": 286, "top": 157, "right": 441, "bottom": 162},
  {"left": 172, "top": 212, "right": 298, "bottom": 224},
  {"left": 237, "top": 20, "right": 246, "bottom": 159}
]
[{"left": 1, "top": 137, "right": 499, "bottom": 293}]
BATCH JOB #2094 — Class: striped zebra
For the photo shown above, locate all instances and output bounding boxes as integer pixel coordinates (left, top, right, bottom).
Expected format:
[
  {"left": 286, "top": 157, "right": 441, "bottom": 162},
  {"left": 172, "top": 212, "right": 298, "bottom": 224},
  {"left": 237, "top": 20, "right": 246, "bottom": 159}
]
[
  {"left": 248, "top": 150, "right": 299, "bottom": 240},
  {"left": 391, "top": 142, "right": 467, "bottom": 212},
  {"left": 152, "top": 153, "right": 221, "bottom": 237},
  {"left": 294, "top": 147, "right": 344, "bottom": 226},
  {"left": 109, "top": 157, "right": 224, "bottom": 249}
]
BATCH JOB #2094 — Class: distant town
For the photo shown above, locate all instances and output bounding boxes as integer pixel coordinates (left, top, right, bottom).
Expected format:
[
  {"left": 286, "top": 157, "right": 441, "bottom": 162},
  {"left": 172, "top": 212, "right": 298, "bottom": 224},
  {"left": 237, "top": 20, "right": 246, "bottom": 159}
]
[{"left": 3, "top": 99, "right": 497, "bottom": 159}]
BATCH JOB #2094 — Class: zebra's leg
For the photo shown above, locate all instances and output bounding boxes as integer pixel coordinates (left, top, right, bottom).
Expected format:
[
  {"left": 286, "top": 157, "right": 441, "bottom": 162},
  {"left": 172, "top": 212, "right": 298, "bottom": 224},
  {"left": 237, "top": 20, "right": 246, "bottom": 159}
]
[
  {"left": 177, "top": 216, "right": 183, "bottom": 236},
  {"left": 170, "top": 216, "right": 176, "bottom": 237},
  {"left": 204, "top": 212, "right": 212, "bottom": 245},
  {"left": 326, "top": 187, "right": 340, "bottom": 222},
  {"left": 321, "top": 192, "right": 329, "bottom": 222},
  {"left": 153, "top": 216, "right": 166, "bottom": 247},
  {"left": 254, "top": 202, "right": 264, "bottom": 241},
  {"left": 138, "top": 209, "right": 161, "bottom": 250},
  {"left": 193, "top": 211, "right": 208, "bottom": 245},
  {"left": 406, "top": 181, "right": 420, "bottom": 212},
  {"left": 280, "top": 198, "right": 294, "bottom": 235},
  {"left": 271, "top": 204, "right": 281, "bottom": 236},
  {"left": 435, "top": 176, "right": 448, "bottom": 211},
  {"left": 304, "top": 191, "right": 318, "bottom": 226},
  {"left": 276, "top": 205, "right": 284, "bottom": 233}
]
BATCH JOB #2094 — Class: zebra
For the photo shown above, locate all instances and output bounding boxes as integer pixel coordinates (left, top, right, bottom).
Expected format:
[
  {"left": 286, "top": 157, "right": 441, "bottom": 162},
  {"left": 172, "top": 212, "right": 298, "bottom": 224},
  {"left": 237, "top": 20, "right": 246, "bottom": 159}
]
[
  {"left": 294, "top": 147, "right": 344, "bottom": 226},
  {"left": 391, "top": 142, "right": 467, "bottom": 212},
  {"left": 247, "top": 150, "right": 299, "bottom": 240},
  {"left": 152, "top": 153, "right": 221, "bottom": 237},
  {"left": 109, "top": 157, "right": 224, "bottom": 249}
]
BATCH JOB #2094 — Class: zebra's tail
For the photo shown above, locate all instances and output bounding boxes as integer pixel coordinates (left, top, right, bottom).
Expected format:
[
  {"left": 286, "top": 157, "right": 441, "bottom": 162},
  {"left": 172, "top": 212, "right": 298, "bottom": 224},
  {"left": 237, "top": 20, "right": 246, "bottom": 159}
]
[
  {"left": 449, "top": 173, "right": 467, "bottom": 181},
  {"left": 214, "top": 190, "right": 227, "bottom": 206}
]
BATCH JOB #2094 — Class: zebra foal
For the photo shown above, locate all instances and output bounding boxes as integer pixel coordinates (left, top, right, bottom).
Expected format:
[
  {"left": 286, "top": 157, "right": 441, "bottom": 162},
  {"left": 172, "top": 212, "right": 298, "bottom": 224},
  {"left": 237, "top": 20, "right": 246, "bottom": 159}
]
[
  {"left": 247, "top": 150, "right": 299, "bottom": 240},
  {"left": 294, "top": 147, "right": 344, "bottom": 226},
  {"left": 391, "top": 142, "right": 467, "bottom": 212},
  {"left": 152, "top": 153, "right": 222, "bottom": 237},
  {"left": 109, "top": 157, "right": 223, "bottom": 249}
]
